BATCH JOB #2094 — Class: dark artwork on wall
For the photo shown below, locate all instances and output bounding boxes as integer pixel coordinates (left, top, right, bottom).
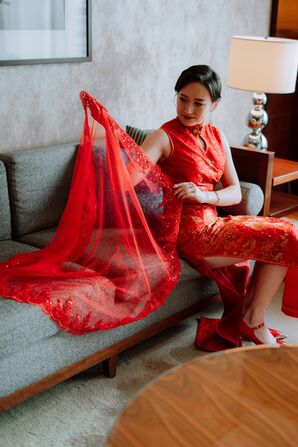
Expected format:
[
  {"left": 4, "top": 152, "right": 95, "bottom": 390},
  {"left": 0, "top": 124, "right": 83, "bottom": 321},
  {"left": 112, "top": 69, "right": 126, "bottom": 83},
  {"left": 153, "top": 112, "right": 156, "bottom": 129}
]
[
  {"left": 0, "top": 0, "right": 91, "bottom": 65},
  {"left": 266, "top": 0, "right": 298, "bottom": 165}
]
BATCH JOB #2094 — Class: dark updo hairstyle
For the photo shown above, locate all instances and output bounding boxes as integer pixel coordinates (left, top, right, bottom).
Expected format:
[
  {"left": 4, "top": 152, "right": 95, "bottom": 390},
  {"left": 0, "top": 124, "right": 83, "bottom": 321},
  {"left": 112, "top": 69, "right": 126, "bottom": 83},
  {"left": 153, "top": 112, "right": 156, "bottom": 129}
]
[{"left": 174, "top": 65, "right": 221, "bottom": 102}]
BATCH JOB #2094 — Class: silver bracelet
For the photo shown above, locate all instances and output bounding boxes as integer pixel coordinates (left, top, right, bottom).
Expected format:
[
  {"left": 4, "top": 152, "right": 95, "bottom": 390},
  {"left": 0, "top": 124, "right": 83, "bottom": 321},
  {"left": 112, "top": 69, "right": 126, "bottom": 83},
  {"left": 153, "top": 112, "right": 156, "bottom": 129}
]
[{"left": 214, "top": 191, "right": 220, "bottom": 203}]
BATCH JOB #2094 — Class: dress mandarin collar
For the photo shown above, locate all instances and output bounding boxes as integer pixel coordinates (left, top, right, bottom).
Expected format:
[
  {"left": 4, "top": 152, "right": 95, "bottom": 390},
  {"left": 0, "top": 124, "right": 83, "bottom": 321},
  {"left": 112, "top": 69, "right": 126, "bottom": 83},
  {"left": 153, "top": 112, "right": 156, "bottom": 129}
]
[{"left": 175, "top": 116, "right": 205, "bottom": 136}]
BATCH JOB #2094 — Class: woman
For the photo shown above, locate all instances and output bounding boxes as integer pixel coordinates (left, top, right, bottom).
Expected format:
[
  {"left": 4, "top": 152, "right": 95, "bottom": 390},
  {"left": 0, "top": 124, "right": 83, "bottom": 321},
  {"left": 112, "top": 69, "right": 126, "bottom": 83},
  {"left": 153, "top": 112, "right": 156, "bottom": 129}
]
[
  {"left": 139, "top": 65, "right": 298, "bottom": 350},
  {"left": 0, "top": 67, "right": 297, "bottom": 350}
]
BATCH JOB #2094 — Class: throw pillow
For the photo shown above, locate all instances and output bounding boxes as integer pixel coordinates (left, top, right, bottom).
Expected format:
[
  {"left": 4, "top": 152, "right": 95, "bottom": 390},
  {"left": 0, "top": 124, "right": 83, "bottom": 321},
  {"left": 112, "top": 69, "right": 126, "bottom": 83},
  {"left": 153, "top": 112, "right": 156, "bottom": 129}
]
[{"left": 126, "top": 125, "right": 153, "bottom": 145}]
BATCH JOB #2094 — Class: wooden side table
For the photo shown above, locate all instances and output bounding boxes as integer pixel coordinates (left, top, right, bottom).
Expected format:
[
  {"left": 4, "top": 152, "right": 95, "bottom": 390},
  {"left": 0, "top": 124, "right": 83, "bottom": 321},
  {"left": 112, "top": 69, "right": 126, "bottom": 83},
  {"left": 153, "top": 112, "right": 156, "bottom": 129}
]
[
  {"left": 231, "top": 146, "right": 298, "bottom": 217},
  {"left": 105, "top": 345, "right": 298, "bottom": 447},
  {"left": 270, "top": 158, "right": 298, "bottom": 216}
]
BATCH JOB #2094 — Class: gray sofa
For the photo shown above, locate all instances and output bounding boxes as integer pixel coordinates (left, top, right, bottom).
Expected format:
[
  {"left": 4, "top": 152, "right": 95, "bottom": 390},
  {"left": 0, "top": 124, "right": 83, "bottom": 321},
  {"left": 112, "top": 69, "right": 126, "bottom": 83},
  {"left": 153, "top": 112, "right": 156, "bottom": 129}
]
[{"left": 0, "top": 141, "right": 263, "bottom": 412}]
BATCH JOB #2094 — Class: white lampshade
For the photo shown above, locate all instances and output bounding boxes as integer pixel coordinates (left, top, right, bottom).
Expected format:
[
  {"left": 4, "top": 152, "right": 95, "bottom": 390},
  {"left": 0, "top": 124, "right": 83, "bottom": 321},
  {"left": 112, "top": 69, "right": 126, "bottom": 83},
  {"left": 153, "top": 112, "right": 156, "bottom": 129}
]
[{"left": 227, "top": 36, "right": 298, "bottom": 93}]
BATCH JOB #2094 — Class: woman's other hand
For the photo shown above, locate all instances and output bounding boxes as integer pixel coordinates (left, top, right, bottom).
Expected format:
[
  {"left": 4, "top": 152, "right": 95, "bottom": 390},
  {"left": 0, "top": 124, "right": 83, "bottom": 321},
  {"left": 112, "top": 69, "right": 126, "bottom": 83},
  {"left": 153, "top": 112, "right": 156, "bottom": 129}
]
[{"left": 173, "top": 182, "right": 207, "bottom": 203}]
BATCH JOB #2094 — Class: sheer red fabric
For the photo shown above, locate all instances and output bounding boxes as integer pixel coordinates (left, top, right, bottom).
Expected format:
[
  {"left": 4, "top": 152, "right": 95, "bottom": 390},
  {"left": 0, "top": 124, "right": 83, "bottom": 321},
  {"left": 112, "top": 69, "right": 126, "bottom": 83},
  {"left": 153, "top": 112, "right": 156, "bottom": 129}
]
[{"left": 0, "top": 92, "right": 181, "bottom": 334}]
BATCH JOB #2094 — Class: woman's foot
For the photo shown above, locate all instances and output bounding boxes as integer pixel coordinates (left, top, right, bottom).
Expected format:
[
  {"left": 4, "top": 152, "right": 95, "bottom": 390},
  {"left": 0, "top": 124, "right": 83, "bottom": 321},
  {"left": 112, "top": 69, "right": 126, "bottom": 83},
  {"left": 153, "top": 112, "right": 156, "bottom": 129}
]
[
  {"left": 241, "top": 317, "right": 287, "bottom": 339},
  {"left": 240, "top": 320, "right": 279, "bottom": 345},
  {"left": 241, "top": 304, "right": 286, "bottom": 340}
]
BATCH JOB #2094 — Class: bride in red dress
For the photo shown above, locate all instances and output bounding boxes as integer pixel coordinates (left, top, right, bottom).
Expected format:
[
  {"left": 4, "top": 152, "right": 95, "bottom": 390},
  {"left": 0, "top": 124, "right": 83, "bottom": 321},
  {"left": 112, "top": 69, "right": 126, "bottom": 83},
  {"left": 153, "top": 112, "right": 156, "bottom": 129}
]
[
  {"left": 0, "top": 65, "right": 297, "bottom": 352},
  {"left": 140, "top": 65, "right": 298, "bottom": 351}
]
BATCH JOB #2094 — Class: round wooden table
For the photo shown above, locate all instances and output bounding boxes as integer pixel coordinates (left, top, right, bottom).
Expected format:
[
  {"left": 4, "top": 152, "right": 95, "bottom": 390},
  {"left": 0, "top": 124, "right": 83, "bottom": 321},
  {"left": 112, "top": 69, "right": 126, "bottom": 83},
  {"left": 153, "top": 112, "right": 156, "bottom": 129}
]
[{"left": 105, "top": 345, "right": 298, "bottom": 447}]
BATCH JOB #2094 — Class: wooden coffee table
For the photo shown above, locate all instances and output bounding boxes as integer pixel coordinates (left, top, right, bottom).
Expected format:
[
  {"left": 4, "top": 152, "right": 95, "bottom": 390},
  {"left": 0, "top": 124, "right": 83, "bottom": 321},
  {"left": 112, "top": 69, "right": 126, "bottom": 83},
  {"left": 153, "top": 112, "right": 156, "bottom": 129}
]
[{"left": 105, "top": 345, "right": 298, "bottom": 447}]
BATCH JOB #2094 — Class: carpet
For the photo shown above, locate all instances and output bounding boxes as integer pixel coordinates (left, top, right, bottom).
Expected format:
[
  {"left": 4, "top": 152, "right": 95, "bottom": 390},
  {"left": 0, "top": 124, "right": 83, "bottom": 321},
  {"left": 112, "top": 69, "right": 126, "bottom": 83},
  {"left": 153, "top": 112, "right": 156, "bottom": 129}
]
[{"left": 0, "top": 287, "right": 297, "bottom": 447}]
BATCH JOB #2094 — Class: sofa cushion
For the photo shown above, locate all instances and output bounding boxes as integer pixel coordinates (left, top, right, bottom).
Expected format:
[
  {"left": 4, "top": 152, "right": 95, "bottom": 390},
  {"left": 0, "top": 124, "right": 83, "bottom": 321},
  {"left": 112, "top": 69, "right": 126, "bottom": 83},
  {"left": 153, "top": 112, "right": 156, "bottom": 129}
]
[
  {"left": 0, "top": 240, "right": 37, "bottom": 263},
  {"left": 0, "top": 295, "right": 60, "bottom": 361},
  {"left": 0, "top": 256, "right": 204, "bottom": 364},
  {"left": 0, "top": 241, "right": 60, "bottom": 359},
  {"left": 18, "top": 227, "right": 202, "bottom": 283},
  {"left": 0, "top": 143, "right": 77, "bottom": 238},
  {"left": 18, "top": 227, "right": 56, "bottom": 248},
  {"left": 1, "top": 261, "right": 218, "bottom": 398},
  {"left": 0, "top": 161, "right": 12, "bottom": 241}
]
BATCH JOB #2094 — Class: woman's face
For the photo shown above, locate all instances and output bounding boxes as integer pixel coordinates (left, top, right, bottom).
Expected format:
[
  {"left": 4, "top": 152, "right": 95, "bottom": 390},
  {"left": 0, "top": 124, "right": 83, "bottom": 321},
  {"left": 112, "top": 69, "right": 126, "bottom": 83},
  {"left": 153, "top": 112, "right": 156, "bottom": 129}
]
[{"left": 176, "top": 82, "right": 218, "bottom": 127}]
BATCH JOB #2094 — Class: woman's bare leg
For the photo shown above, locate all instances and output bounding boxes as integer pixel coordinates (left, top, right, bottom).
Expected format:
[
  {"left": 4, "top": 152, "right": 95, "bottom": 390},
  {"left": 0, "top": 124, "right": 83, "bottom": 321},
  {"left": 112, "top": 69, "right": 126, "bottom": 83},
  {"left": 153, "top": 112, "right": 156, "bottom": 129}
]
[
  {"left": 242, "top": 263, "right": 288, "bottom": 343},
  {"left": 204, "top": 256, "right": 288, "bottom": 344},
  {"left": 204, "top": 256, "right": 246, "bottom": 269},
  {"left": 242, "top": 262, "right": 257, "bottom": 315}
]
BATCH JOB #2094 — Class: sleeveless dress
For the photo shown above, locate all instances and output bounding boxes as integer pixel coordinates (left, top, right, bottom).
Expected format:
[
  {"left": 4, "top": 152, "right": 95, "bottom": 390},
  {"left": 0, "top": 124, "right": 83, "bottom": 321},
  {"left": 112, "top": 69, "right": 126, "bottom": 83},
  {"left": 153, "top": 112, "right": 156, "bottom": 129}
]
[{"left": 160, "top": 117, "right": 298, "bottom": 352}]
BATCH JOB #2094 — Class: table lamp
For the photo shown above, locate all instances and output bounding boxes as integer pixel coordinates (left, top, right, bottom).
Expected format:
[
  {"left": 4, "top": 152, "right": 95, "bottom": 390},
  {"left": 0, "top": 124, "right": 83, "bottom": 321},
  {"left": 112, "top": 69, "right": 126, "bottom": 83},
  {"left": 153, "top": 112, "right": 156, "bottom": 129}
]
[{"left": 227, "top": 36, "right": 298, "bottom": 150}]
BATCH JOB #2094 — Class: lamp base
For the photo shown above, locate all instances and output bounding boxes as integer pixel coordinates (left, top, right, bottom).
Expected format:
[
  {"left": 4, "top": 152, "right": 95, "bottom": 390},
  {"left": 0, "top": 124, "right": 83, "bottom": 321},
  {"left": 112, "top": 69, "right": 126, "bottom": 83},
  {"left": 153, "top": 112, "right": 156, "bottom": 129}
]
[
  {"left": 244, "top": 131, "right": 268, "bottom": 151},
  {"left": 245, "top": 92, "right": 268, "bottom": 151}
]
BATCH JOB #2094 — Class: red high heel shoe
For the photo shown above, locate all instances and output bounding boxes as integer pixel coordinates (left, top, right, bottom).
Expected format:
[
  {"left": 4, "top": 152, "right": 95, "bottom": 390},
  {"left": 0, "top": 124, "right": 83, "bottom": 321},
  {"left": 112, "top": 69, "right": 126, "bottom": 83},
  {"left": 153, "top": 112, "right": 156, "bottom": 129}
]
[
  {"left": 242, "top": 314, "right": 287, "bottom": 339},
  {"left": 269, "top": 328, "right": 288, "bottom": 340},
  {"left": 240, "top": 321, "right": 285, "bottom": 345}
]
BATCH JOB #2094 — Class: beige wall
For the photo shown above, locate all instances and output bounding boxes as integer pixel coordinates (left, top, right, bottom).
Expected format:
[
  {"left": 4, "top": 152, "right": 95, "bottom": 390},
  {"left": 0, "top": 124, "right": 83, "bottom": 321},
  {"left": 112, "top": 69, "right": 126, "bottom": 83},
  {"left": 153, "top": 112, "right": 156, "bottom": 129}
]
[{"left": 0, "top": 0, "right": 272, "bottom": 152}]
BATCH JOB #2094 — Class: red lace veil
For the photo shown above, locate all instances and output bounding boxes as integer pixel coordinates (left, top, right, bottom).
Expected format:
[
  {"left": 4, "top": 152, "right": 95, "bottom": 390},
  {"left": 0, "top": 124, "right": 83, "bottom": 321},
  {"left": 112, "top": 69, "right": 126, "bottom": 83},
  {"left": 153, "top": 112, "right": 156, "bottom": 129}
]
[{"left": 0, "top": 92, "right": 181, "bottom": 334}]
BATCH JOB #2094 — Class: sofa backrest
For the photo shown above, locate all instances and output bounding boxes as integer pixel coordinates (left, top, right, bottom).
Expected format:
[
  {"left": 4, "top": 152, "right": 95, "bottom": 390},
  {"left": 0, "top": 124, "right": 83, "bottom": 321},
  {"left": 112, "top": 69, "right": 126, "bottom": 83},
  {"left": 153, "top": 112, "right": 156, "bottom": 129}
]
[
  {"left": 0, "top": 160, "right": 12, "bottom": 241},
  {"left": 0, "top": 144, "right": 77, "bottom": 237}
]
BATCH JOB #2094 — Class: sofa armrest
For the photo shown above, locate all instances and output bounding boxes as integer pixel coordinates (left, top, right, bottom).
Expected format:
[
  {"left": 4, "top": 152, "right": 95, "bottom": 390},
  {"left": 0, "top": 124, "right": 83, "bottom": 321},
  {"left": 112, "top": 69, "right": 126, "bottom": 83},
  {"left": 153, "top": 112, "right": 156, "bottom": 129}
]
[{"left": 219, "top": 181, "right": 264, "bottom": 216}]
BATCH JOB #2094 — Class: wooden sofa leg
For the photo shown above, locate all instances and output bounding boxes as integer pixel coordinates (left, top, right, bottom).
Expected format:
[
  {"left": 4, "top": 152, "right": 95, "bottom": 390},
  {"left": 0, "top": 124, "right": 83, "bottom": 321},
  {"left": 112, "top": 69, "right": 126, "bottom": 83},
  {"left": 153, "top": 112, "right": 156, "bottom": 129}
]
[{"left": 103, "top": 355, "right": 118, "bottom": 378}]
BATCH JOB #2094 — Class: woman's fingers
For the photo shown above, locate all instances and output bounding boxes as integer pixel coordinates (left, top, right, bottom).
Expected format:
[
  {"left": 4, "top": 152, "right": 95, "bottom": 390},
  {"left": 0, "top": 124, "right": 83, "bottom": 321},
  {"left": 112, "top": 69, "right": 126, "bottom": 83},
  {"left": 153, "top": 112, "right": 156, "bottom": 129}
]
[
  {"left": 173, "top": 182, "right": 195, "bottom": 189},
  {"left": 173, "top": 183, "right": 196, "bottom": 198},
  {"left": 174, "top": 188, "right": 195, "bottom": 199},
  {"left": 178, "top": 193, "right": 191, "bottom": 199},
  {"left": 173, "top": 188, "right": 188, "bottom": 197},
  {"left": 173, "top": 182, "right": 206, "bottom": 203}
]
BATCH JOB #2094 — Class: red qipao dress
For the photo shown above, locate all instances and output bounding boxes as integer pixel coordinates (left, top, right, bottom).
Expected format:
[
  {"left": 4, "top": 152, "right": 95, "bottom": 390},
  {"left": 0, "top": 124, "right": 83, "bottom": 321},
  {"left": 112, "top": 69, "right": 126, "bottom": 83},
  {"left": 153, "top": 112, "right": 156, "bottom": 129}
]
[{"left": 160, "top": 117, "right": 298, "bottom": 351}]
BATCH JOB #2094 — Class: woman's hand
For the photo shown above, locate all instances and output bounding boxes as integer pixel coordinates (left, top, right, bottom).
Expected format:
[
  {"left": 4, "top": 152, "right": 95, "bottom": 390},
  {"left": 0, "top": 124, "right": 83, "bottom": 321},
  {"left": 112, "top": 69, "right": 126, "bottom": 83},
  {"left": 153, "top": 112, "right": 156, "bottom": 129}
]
[
  {"left": 173, "top": 182, "right": 207, "bottom": 203},
  {"left": 80, "top": 91, "right": 91, "bottom": 109}
]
